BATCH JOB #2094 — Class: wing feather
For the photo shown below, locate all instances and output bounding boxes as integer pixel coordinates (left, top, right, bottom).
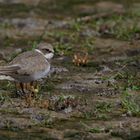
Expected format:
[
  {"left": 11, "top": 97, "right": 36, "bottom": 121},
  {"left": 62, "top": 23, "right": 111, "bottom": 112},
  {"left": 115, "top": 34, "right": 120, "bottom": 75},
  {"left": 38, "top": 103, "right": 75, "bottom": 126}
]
[{"left": 0, "top": 65, "right": 20, "bottom": 74}]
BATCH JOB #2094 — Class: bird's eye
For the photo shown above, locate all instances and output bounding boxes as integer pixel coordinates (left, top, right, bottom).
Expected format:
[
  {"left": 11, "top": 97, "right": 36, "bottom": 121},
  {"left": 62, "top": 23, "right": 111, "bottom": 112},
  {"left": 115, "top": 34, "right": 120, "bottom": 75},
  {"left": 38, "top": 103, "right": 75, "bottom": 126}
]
[
  {"left": 41, "top": 48, "right": 51, "bottom": 54},
  {"left": 45, "top": 49, "right": 52, "bottom": 53}
]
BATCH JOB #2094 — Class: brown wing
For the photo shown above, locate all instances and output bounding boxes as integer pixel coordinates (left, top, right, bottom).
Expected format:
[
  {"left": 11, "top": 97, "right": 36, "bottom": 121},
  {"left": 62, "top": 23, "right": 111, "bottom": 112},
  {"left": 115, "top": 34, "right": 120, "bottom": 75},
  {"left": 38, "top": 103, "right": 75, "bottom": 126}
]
[
  {"left": 9, "top": 50, "right": 49, "bottom": 75},
  {"left": 0, "top": 65, "right": 20, "bottom": 75}
]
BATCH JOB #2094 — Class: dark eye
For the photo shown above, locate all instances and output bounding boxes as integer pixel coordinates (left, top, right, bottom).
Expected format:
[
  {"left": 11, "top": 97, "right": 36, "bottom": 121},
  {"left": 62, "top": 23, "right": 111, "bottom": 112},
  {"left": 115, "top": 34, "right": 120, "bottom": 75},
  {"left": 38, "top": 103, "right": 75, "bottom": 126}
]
[
  {"left": 41, "top": 49, "right": 51, "bottom": 54},
  {"left": 45, "top": 49, "right": 52, "bottom": 53}
]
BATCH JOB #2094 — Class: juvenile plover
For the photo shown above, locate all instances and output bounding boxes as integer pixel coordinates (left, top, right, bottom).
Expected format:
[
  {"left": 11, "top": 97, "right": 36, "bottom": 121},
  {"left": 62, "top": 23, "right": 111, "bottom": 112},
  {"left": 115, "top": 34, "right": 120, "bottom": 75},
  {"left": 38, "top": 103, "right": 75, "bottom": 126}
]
[{"left": 0, "top": 42, "right": 54, "bottom": 95}]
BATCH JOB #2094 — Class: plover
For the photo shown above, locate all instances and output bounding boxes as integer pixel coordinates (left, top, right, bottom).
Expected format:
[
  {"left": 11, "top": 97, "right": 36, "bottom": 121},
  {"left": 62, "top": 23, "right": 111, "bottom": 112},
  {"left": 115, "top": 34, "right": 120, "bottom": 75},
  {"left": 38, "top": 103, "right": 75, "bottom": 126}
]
[{"left": 0, "top": 42, "right": 54, "bottom": 95}]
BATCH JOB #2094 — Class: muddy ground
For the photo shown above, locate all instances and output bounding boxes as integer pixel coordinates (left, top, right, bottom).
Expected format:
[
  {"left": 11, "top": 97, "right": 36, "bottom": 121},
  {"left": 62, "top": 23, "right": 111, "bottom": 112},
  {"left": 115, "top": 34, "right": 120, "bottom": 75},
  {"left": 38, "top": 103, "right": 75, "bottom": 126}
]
[{"left": 0, "top": 0, "right": 140, "bottom": 140}]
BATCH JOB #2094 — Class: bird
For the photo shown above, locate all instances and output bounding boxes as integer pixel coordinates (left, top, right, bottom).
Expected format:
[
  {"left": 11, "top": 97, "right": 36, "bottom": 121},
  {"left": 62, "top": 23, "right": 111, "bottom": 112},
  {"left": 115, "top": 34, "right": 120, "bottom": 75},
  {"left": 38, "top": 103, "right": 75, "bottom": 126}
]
[{"left": 0, "top": 42, "right": 54, "bottom": 96}]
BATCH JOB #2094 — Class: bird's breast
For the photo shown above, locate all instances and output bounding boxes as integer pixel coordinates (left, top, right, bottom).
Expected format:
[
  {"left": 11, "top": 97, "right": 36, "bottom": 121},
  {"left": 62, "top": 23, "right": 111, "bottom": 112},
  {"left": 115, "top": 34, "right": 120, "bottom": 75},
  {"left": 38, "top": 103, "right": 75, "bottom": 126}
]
[{"left": 31, "top": 61, "right": 50, "bottom": 81}]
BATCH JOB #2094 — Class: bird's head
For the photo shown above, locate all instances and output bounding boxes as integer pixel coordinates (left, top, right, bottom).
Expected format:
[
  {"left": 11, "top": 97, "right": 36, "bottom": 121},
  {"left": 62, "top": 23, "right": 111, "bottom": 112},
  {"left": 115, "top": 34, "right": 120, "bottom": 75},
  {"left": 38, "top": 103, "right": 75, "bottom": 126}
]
[{"left": 36, "top": 42, "right": 54, "bottom": 60}]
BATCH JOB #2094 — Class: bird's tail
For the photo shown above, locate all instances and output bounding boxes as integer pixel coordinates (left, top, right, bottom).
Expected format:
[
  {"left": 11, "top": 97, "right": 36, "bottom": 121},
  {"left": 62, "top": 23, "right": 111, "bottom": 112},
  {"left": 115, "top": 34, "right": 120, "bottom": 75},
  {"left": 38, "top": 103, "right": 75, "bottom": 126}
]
[{"left": 0, "top": 65, "right": 20, "bottom": 75}]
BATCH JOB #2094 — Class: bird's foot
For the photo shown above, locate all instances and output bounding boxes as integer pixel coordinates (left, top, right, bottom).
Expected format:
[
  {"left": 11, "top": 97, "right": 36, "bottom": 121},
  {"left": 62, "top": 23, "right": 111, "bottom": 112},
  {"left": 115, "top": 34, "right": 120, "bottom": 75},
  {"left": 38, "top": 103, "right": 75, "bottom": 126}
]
[
  {"left": 15, "top": 82, "right": 39, "bottom": 97},
  {"left": 30, "top": 85, "right": 39, "bottom": 94},
  {"left": 15, "top": 83, "right": 25, "bottom": 97},
  {"left": 29, "top": 81, "right": 39, "bottom": 97}
]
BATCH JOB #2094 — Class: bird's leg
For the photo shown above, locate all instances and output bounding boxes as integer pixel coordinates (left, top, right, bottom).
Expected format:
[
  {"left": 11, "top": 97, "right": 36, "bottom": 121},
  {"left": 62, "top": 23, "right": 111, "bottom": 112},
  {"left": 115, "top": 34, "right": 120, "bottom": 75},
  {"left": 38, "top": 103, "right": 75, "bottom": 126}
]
[
  {"left": 26, "top": 83, "right": 31, "bottom": 91},
  {"left": 34, "top": 81, "right": 39, "bottom": 92},
  {"left": 20, "top": 82, "right": 25, "bottom": 94},
  {"left": 15, "top": 82, "right": 18, "bottom": 94},
  {"left": 30, "top": 81, "right": 35, "bottom": 96},
  {"left": 20, "top": 82, "right": 36, "bottom": 97},
  {"left": 30, "top": 81, "right": 39, "bottom": 96},
  {"left": 23, "top": 83, "right": 34, "bottom": 98},
  {"left": 24, "top": 86, "right": 33, "bottom": 107},
  {"left": 15, "top": 82, "right": 24, "bottom": 96}
]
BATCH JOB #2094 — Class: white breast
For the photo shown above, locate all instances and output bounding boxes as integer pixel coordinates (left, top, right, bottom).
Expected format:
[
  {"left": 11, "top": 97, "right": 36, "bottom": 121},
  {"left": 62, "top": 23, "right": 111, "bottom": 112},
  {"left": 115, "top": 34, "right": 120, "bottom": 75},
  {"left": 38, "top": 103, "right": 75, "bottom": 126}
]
[{"left": 32, "top": 61, "right": 50, "bottom": 81}]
